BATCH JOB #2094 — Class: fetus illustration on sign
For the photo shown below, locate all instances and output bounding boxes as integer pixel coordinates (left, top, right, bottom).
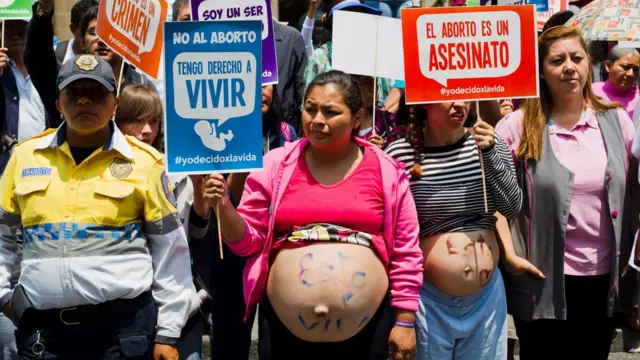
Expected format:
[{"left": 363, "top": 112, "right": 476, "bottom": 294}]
[{"left": 194, "top": 120, "right": 234, "bottom": 151}]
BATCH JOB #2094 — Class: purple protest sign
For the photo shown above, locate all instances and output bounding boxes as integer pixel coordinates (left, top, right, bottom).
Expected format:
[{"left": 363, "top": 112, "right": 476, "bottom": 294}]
[{"left": 190, "top": 0, "right": 279, "bottom": 85}]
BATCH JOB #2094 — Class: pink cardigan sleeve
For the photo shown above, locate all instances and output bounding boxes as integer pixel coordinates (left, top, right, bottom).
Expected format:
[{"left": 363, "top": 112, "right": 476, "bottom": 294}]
[
  {"left": 388, "top": 171, "right": 423, "bottom": 313},
  {"left": 224, "top": 148, "right": 284, "bottom": 257}
]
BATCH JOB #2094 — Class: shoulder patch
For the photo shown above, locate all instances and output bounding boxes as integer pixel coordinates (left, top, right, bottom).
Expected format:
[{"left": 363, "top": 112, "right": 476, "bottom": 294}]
[{"left": 161, "top": 170, "right": 177, "bottom": 208}]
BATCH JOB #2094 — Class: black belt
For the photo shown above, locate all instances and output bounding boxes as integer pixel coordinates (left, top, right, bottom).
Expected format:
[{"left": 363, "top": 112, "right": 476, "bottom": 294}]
[{"left": 18, "top": 291, "right": 153, "bottom": 330}]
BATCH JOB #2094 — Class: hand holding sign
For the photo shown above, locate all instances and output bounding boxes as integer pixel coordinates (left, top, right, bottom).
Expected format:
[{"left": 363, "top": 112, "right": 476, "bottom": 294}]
[{"left": 469, "top": 118, "right": 496, "bottom": 151}]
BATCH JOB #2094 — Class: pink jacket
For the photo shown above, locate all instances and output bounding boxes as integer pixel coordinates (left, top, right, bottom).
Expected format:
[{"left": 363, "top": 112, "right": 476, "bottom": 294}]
[{"left": 225, "top": 137, "right": 423, "bottom": 321}]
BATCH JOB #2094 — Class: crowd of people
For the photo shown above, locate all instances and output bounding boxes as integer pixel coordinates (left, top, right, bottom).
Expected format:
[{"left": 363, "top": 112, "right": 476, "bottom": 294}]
[{"left": 0, "top": 0, "right": 639, "bottom": 359}]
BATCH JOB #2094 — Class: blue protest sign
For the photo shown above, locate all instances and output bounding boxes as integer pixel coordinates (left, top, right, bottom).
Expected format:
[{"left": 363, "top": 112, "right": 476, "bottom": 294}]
[{"left": 163, "top": 20, "right": 263, "bottom": 175}]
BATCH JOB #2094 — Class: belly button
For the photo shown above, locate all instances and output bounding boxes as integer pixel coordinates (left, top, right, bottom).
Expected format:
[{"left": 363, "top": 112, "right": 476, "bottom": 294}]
[
  {"left": 464, "top": 266, "right": 473, "bottom": 276},
  {"left": 314, "top": 305, "right": 329, "bottom": 318}
]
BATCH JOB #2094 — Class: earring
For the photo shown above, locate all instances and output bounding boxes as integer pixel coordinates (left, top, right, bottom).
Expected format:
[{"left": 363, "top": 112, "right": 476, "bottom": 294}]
[{"left": 60, "top": 114, "right": 64, "bottom": 120}]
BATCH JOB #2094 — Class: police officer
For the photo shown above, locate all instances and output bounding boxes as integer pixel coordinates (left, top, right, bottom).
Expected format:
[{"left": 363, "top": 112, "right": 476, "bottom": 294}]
[{"left": 0, "top": 54, "right": 193, "bottom": 359}]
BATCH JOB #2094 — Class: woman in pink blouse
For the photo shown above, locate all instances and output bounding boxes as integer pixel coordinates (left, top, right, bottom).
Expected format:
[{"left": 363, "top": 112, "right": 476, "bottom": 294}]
[
  {"left": 495, "top": 26, "right": 637, "bottom": 359},
  {"left": 592, "top": 46, "right": 640, "bottom": 119},
  {"left": 202, "top": 70, "right": 423, "bottom": 360}
]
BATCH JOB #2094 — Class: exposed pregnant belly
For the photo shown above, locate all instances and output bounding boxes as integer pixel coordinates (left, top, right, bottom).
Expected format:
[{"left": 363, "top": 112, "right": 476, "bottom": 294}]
[
  {"left": 267, "top": 243, "right": 388, "bottom": 342},
  {"left": 422, "top": 229, "right": 499, "bottom": 297}
]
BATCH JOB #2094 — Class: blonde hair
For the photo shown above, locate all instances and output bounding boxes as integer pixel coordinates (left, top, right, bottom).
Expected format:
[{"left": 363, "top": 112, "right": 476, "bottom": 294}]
[
  {"left": 115, "top": 84, "right": 163, "bottom": 149},
  {"left": 518, "top": 26, "right": 619, "bottom": 160}
]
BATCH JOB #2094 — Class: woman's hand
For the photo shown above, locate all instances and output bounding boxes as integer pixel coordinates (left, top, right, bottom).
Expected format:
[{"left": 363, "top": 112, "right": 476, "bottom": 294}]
[
  {"left": 499, "top": 99, "right": 514, "bottom": 118},
  {"left": 383, "top": 88, "right": 403, "bottom": 115},
  {"left": 504, "top": 253, "right": 545, "bottom": 278},
  {"left": 153, "top": 344, "right": 178, "bottom": 360},
  {"left": 470, "top": 118, "right": 495, "bottom": 151},
  {"left": 389, "top": 325, "right": 416, "bottom": 360},
  {"left": 202, "top": 173, "right": 229, "bottom": 211},
  {"left": 308, "top": 0, "right": 320, "bottom": 19},
  {"left": 369, "top": 134, "right": 384, "bottom": 149}
]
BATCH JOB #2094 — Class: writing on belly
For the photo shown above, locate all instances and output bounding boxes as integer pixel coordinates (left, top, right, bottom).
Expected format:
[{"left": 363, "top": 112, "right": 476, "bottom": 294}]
[
  {"left": 445, "top": 233, "right": 494, "bottom": 285},
  {"left": 296, "top": 251, "right": 371, "bottom": 332}
]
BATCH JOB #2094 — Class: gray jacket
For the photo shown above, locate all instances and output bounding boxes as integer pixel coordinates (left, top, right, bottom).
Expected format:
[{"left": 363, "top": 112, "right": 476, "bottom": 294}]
[{"left": 503, "top": 109, "right": 635, "bottom": 321}]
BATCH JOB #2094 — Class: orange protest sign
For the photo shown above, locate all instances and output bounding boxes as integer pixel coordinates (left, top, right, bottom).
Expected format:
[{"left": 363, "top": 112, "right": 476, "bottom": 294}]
[
  {"left": 96, "top": 0, "right": 167, "bottom": 80},
  {"left": 401, "top": 5, "right": 539, "bottom": 104}
]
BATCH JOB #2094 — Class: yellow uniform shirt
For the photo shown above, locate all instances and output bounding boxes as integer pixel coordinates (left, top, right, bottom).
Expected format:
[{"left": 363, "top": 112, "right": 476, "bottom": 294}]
[{"left": 0, "top": 122, "right": 192, "bottom": 341}]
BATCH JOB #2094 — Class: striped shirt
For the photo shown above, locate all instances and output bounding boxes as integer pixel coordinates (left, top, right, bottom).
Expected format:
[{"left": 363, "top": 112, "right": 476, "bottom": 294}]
[{"left": 385, "top": 132, "right": 522, "bottom": 237}]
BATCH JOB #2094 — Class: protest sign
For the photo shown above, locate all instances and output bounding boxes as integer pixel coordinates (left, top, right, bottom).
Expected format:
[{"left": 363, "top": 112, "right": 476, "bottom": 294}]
[
  {"left": 536, "top": 0, "right": 567, "bottom": 31},
  {"left": 497, "top": 0, "right": 548, "bottom": 13},
  {"left": 401, "top": 5, "right": 539, "bottom": 104},
  {"left": 191, "top": 0, "right": 278, "bottom": 85},
  {"left": 0, "top": 0, "right": 32, "bottom": 19},
  {"left": 163, "top": 20, "right": 263, "bottom": 175},
  {"left": 332, "top": 11, "right": 404, "bottom": 81},
  {"left": 96, "top": 0, "right": 167, "bottom": 80}
]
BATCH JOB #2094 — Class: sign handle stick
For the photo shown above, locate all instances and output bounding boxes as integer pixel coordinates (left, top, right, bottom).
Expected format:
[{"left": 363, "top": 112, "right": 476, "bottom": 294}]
[
  {"left": 372, "top": 20, "right": 380, "bottom": 136},
  {"left": 475, "top": 101, "right": 488, "bottom": 214},
  {"left": 1, "top": 20, "right": 5, "bottom": 49},
  {"left": 116, "top": 62, "right": 125, "bottom": 97},
  {"left": 217, "top": 203, "right": 224, "bottom": 260}
]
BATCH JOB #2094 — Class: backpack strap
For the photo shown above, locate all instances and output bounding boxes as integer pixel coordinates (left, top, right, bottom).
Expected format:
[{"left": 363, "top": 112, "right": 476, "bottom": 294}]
[
  {"left": 280, "top": 122, "right": 291, "bottom": 142},
  {"left": 55, "top": 41, "right": 69, "bottom": 63}
]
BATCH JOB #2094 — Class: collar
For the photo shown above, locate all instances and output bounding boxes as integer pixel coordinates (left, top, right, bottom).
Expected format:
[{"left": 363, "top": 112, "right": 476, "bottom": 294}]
[
  {"left": 547, "top": 108, "right": 598, "bottom": 135},
  {"left": 603, "top": 80, "right": 638, "bottom": 98},
  {"left": 35, "top": 120, "right": 135, "bottom": 159}
]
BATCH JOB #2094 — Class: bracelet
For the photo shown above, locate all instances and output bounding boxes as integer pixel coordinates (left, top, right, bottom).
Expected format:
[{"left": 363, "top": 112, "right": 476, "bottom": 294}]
[{"left": 395, "top": 321, "right": 415, "bottom": 328}]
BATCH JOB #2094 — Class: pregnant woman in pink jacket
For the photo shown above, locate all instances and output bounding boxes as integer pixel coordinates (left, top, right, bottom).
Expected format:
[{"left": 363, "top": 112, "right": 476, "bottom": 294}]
[{"left": 203, "top": 70, "right": 423, "bottom": 360}]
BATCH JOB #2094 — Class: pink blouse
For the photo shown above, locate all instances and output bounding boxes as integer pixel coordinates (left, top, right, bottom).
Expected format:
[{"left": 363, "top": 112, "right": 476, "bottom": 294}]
[{"left": 495, "top": 107, "right": 635, "bottom": 275}]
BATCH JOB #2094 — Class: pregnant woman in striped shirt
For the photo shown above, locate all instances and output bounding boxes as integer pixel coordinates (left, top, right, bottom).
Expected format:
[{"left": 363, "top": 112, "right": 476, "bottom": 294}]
[{"left": 386, "top": 102, "right": 522, "bottom": 360}]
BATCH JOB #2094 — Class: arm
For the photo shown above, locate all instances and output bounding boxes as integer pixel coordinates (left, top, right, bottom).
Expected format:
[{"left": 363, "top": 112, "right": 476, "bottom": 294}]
[
  {"left": 227, "top": 172, "right": 249, "bottom": 206},
  {"left": 0, "top": 153, "right": 20, "bottom": 309},
  {"left": 187, "top": 176, "right": 209, "bottom": 240},
  {"left": 25, "top": 1, "right": 61, "bottom": 126},
  {"left": 209, "top": 151, "right": 281, "bottom": 257},
  {"left": 144, "top": 163, "right": 193, "bottom": 345},
  {"left": 388, "top": 172, "right": 423, "bottom": 313},
  {"left": 301, "top": 6, "right": 316, "bottom": 58},
  {"left": 495, "top": 211, "right": 544, "bottom": 277},
  {"left": 481, "top": 137, "right": 523, "bottom": 219}
]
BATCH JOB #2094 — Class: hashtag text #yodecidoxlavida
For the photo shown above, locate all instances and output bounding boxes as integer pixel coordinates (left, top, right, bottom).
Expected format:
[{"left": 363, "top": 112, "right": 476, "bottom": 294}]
[
  {"left": 440, "top": 85, "right": 505, "bottom": 97},
  {"left": 173, "top": 153, "right": 259, "bottom": 167}
]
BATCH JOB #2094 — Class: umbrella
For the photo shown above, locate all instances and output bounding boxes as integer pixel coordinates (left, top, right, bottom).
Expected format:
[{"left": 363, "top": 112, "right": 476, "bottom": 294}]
[{"left": 566, "top": 0, "right": 640, "bottom": 41}]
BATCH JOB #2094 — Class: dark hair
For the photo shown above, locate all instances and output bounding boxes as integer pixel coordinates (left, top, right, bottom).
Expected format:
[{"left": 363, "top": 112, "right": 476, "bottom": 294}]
[
  {"left": 71, "top": 0, "right": 98, "bottom": 28},
  {"left": 262, "top": 85, "right": 286, "bottom": 139},
  {"left": 80, "top": 6, "right": 98, "bottom": 39},
  {"left": 304, "top": 70, "right": 364, "bottom": 116},
  {"left": 405, "top": 106, "right": 427, "bottom": 180},
  {"left": 172, "top": 0, "right": 190, "bottom": 21},
  {"left": 541, "top": 10, "right": 575, "bottom": 33}
]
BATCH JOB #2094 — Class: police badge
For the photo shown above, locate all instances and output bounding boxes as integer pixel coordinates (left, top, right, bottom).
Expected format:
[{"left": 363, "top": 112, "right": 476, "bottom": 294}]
[
  {"left": 75, "top": 55, "right": 99, "bottom": 71},
  {"left": 109, "top": 159, "right": 133, "bottom": 179}
]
